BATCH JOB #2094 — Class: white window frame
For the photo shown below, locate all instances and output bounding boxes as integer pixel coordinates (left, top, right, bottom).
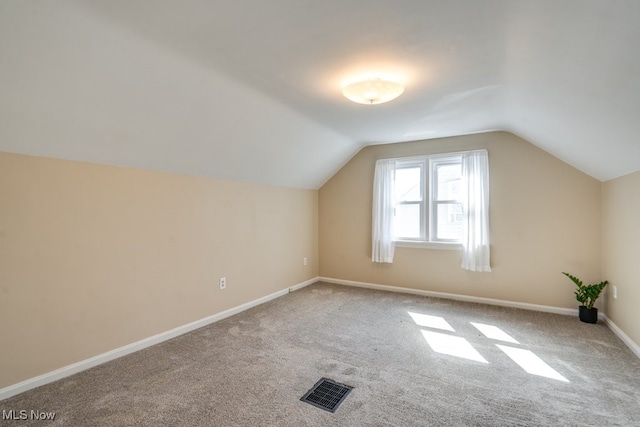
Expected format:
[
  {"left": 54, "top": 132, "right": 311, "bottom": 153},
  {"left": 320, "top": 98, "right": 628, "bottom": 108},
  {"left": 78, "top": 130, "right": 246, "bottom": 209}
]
[
  {"left": 393, "top": 153, "right": 463, "bottom": 250},
  {"left": 429, "top": 155, "right": 464, "bottom": 244},
  {"left": 394, "top": 159, "right": 426, "bottom": 241}
]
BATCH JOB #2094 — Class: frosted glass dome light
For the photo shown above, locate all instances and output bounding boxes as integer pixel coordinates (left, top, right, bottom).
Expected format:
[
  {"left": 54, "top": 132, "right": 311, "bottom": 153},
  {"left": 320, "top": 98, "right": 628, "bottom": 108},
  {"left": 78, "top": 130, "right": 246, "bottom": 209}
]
[{"left": 342, "top": 78, "right": 404, "bottom": 105}]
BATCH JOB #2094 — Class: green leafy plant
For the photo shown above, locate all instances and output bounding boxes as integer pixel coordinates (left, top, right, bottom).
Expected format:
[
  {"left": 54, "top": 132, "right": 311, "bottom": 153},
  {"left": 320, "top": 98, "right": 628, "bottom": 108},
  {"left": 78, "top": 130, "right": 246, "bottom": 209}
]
[{"left": 562, "top": 272, "right": 608, "bottom": 309}]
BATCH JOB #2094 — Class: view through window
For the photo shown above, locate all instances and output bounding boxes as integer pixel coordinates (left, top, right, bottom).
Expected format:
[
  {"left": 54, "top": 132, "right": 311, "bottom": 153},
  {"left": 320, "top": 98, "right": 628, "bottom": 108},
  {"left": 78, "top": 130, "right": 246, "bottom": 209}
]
[{"left": 393, "top": 156, "right": 463, "bottom": 243}]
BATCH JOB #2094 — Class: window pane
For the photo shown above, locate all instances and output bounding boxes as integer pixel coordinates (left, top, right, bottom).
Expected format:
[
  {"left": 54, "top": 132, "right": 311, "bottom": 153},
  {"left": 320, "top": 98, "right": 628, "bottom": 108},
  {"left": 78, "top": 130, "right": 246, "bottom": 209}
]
[
  {"left": 436, "top": 202, "right": 463, "bottom": 241},
  {"left": 395, "top": 203, "right": 421, "bottom": 239},
  {"left": 436, "top": 163, "right": 461, "bottom": 201},
  {"left": 395, "top": 167, "right": 421, "bottom": 202}
]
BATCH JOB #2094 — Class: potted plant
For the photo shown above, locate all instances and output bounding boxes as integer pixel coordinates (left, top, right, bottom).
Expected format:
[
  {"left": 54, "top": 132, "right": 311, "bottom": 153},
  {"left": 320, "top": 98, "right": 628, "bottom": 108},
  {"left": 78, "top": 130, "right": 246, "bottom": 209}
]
[{"left": 562, "top": 272, "right": 608, "bottom": 323}]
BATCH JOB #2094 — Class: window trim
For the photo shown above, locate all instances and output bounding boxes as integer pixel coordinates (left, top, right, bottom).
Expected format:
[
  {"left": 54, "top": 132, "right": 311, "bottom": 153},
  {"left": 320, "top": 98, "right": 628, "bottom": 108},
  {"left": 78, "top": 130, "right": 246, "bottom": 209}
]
[{"left": 395, "top": 240, "right": 462, "bottom": 250}]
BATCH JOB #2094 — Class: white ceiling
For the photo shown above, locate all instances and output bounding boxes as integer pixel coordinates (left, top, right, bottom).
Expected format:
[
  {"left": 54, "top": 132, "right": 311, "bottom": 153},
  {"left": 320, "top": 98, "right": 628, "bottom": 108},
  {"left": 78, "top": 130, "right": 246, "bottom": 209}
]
[{"left": 1, "top": 0, "right": 639, "bottom": 188}]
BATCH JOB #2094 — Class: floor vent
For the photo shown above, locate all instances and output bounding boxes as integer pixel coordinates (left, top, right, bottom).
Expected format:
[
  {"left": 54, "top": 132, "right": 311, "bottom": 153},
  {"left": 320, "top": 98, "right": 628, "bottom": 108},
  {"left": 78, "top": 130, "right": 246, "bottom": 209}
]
[{"left": 300, "top": 378, "right": 353, "bottom": 413}]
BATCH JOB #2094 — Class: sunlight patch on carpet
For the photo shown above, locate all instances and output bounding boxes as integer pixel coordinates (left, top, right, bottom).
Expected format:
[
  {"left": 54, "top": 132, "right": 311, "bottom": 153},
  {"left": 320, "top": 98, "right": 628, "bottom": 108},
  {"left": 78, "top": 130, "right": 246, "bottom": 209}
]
[
  {"left": 471, "top": 322, "right": 519, "bottom": 344},
  {"left": 496, "top": 345, "right": 569, "bottom": 382},
  {"left": 421, "top": 330, "right": 488, "bottom": 363},
  {"left": 408, "top": 312, "right": 455, "bottom": 332}
]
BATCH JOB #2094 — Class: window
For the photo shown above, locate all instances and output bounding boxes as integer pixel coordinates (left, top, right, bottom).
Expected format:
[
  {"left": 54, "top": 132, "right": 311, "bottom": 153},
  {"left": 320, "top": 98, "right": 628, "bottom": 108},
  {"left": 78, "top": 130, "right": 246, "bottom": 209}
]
[
  {"left": 393, "top": 155, "right": 463, "bottom": 244},
  {"left": 372, "top": 149, "right": 491, "bottom": 271}
]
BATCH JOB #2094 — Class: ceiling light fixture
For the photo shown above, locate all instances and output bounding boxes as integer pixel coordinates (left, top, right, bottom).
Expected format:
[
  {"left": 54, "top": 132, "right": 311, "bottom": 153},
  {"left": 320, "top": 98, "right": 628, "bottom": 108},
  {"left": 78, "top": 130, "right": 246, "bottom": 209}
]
[{"left": 342, "top": 78, "right": 404, "bottom": 105}]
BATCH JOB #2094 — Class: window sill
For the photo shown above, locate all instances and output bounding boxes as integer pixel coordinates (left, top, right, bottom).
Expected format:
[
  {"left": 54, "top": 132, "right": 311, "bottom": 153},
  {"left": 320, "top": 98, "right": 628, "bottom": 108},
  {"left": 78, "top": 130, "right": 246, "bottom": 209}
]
[{"left": 394, "top": 240, "right": 461, "bottom": 251}]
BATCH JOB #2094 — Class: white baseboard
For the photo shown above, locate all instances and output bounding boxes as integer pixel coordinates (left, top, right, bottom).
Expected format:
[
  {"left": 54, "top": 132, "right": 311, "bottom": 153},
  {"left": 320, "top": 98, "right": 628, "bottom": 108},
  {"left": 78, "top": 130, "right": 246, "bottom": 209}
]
[
  {"left": 601, "top": 315, "right": 640, "bottom": 359},
  {"left": 3, "top": 275, "right": 636, "bottom": 401},
  {"left": 0, "top": 276, "right": 319, "bottom": 402},
  {"left": 289, "top": 277, "right": 317, "bottom": 292},
  {"left": 319, "top": 276, "right": 577, "bottom": 316}
]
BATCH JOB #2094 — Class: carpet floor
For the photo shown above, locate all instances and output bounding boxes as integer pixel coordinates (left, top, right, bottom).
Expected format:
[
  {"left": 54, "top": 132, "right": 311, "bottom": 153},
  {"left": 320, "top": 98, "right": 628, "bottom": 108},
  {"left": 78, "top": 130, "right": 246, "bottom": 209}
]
[{"left": 2, "top": 282, "right": 639, "bottom": 426}]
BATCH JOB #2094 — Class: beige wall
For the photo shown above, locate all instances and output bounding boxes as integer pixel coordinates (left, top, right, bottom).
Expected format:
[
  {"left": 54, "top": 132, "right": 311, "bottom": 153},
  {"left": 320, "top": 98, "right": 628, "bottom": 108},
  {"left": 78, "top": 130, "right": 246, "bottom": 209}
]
[
  {"left": 319, "top": 131, "right": 602, "bottom": 307},
  {"left": 4, "top": 130, "right": 634, "bottom": 391},
  {"left": 0, "top": 151, "right": 318, "bottom": 389},
  {"left": 603, "top": 170, "right": 640, "bottom": 347}
]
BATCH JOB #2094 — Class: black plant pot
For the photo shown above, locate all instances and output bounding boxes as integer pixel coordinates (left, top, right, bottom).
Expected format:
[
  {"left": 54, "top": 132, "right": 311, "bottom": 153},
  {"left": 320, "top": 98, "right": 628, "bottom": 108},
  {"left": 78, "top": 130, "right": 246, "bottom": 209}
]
[{"left": 579, "top": 306, "right": 598, "bottom": 323}]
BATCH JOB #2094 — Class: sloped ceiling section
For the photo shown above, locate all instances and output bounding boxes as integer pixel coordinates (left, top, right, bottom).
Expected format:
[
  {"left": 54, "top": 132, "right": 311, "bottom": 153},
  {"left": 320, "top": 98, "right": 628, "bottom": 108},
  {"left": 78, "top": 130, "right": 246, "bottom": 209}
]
[
  {"left": 1, "top": 1, "right": 639, "bottom": 189},
  {"left": 0, "top": 1, "right": 357, "bottom": 189}
]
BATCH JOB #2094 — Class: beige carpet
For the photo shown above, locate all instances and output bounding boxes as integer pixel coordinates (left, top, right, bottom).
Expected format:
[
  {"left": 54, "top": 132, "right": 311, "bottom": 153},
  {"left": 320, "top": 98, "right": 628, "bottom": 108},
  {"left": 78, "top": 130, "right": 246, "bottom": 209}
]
[{"left": 2, "top": 282, "right": 639, "bottom": 426}]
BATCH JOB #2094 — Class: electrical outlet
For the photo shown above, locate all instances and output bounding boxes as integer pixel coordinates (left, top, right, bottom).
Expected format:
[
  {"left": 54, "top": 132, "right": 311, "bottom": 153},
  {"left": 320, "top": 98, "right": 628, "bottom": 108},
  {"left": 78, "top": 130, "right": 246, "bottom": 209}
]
[
  {"left": 612, "top": 285, "right": 617, "bottom": 299},
  {"left": 219, "top": 277, "right": 226, "bottom": 290},
  {"left": 303, "top": 257, "right": 308, "bottom": 266}
]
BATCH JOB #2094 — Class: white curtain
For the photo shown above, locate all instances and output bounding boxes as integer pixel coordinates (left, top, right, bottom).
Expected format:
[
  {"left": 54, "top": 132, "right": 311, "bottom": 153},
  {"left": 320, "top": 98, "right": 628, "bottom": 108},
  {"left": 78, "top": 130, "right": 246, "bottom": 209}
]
[
  {"left": 461, "top": 150, "right": 491, "bottom": 272},
  {"left": 372, "top": 159, "right": 396, "bottom": 263}
]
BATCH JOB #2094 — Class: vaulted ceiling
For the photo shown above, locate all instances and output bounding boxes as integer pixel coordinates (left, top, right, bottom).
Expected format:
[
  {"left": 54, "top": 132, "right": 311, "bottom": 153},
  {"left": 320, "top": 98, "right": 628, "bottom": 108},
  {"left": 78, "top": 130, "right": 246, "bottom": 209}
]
[{"left": 1, "top": 1, "right": 639, "bottom": 188}]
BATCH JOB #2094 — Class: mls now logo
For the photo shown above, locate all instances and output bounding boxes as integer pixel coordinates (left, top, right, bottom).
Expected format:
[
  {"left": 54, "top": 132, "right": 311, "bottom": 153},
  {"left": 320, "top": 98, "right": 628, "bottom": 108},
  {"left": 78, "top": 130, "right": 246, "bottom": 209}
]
[{"left": 2, "top": 409, "right": 56, "bottom": 421}]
